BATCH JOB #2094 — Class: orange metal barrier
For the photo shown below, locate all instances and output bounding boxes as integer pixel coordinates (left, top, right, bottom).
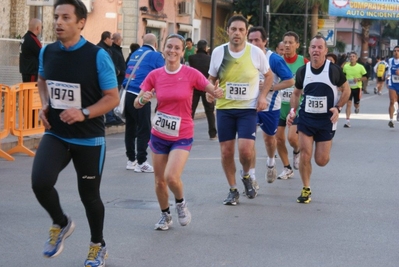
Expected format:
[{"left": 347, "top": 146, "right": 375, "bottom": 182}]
[
  {"left": 0, "top": 84, "right": 14, "bottom": 161},
  {"left": 7, "top": 82, "right": 44, "bottom": 157}
]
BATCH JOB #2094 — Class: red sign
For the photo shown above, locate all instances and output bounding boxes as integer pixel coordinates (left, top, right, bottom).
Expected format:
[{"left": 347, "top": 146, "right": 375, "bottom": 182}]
[
  {"left": 152, "top": 0, "right": 164, "bottom": 12},
  {"left": 368, "top": 36, "right": 377, "bottom": 47}
]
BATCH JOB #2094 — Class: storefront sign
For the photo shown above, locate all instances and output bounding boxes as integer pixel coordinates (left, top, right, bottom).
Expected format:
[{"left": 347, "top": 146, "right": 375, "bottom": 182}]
[{"left": 329, "top": 0, "right": 399, "bottom": 20}]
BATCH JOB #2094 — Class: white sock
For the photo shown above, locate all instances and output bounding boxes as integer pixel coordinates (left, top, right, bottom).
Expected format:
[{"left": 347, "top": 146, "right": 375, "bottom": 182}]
[
  {"left": 249, "top": 168, "right": 256, "bottom": 180},
  {"left": 267, "top": 157, "right": 275, "bottom": 167}
]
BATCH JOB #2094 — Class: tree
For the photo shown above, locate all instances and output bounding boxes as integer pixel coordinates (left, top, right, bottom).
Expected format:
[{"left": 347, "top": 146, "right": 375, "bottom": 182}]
[
  {"left": 233, "top": 0, "right": 309, "bottom": 56},
  {"left": 272, "top": 0, "right": 329, "bottom": 37}
]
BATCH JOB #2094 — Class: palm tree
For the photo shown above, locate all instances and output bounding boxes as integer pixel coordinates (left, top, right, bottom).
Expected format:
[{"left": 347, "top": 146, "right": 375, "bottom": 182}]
[{"left": 272, "top": 0, "right": 329, "bottom": 37}]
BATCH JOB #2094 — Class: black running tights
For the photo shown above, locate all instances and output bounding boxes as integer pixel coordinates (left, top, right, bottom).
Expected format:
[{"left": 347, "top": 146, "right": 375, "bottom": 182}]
[{"left": 31, "top": 134, "right": 105, "bottom": 244}]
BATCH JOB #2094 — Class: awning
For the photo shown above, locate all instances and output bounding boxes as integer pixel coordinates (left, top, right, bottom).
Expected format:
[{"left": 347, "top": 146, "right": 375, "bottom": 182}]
[
  {"left": 178, "top": 23, "right": 192, "bottom": 32},
  {"left": 143, "top": 19, "right": 167, "bottom": 28}
]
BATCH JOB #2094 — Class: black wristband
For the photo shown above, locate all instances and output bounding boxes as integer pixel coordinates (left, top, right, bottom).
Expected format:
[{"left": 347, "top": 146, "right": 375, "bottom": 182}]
[{"left": 334, "top": 105, "right": 342, "bottom": 113}]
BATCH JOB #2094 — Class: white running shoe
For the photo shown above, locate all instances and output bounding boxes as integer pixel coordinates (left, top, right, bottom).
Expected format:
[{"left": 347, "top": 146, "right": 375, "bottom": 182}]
[
  {"left": 155, "top": 212, "right": 173, "bottom": 230},
  {"left": 266, "top": 165, "right": 277, "bottom": 183},
  {"left": 126, "top": 160, "right": 137, "bottom": 170},
  {"left": 293, "top": 151, "right": 300, "bottom": 170},
  {"left": 277, "top": 167, "right": 294, "bottom": 180},
  {"left": 134, "top": 161, "right": 154, "bottom": 173},
  {"left": 175, "top": 202, "right": 191, "bottom": 226}
]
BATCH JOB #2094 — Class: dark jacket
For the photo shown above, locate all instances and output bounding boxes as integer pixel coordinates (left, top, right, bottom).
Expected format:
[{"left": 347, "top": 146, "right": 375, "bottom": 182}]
[
  {"left": 19, "top": 30, "right": 42, "bottom": 75},
  {"left": 188, "top": 50, "right": 210, "bottom": 90},
  {"left": 111, "top": 43, "right": 126, "bottom": 87}
]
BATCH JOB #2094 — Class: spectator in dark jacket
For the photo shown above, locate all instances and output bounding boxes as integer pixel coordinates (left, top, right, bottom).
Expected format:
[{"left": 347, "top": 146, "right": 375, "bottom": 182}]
[
  {"left": 111, "top": 32, "right": 126, "bottom": 88},
  {"left": 19, "top": 18, "right": 42, "bottom": 82},
  {"left": 97, "top": 31, "right": 124, "bottom": 126},
  {"left": 188, "top": 39, "right": 217, "bottom": 140}
]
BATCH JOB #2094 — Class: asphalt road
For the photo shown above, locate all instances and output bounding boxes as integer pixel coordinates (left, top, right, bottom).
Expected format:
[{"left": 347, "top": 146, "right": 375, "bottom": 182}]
[{"left": 1, "top": 83, "right": 398, "bottom": 267}]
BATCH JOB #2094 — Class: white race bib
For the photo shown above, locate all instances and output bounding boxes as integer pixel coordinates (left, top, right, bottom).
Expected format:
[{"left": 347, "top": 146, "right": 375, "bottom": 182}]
[
  {"left": 281, "top": 87, "right": 294, "bottom": 102},
  {"left": 348, "top": 79, "right": 357, "bottom": 86},
  {"left": 46, "top": 80, "right": 82, "bottom": 109},
  {"left": 225, "top": 82, "right": 250, "bottom": 100},
  {"left": 152, "top": 111, "right": 181, "bottom": 137},
  {"left": 392, "top": 75, "right": 399, "bottom": 83},
  {"left": 305, "top": 95, "right": 327, "bottom": 113}
]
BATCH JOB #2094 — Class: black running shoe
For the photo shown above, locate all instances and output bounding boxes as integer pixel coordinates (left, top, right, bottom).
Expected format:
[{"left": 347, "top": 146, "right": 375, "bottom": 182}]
[
  {"left": 388, "top": 121, "right": 394, "bottom": 128},
  {"left": 223, "top": 189, "right": 239, "bottom": 205},
  {"left": 241, "top": 175, "right": 257, "bottom": 199},
  {"left": 297, "top": 187, "right": 312, "bottom": 204}
]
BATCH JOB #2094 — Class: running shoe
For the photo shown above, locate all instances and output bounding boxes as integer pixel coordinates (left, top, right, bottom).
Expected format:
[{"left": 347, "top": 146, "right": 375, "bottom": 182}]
[
  {"left": 155, "top": 212, "right": 173, "bottom": 231},
  {"left": 344, "top": 123, "right": 351, "bottom": 128},
  {"left": 43, "top": 215, "right": 75, "bottom": 258},
  {"left": 126, "top": 160, "right": 137, "bottom": 170},
  {"left": 266, "top": 165, "right": 277, "bottom": 183},
  {"left": 223, "top": 189, "right": 240, "bottom": 205},
  {"left": 252, "top": 179, "right": 260, "bottom": 191},
  {"left": 293, "top": 151, "right": 300, "bottom": 170},
  {"left": 374, "top": 87, "right": 377, "bottom": 94},
  {"left": 175, "top": 202, "right": 191, "bottom": 226},
  {"left": 355, "top": 107, "right": 359, "bottom": 114},
  {"left": 277, "top": 167, "right": 294, "bottom": 180},
  {"left": 134, "top": 161, "right": 154, "bottom": 173},
  {"left": 388, "top": 121, "right": 394, "bottom": 128},
  {"left": 240, "top": 170, "right": 259, "bottom": 193},
  {"left": 378, "top": 91, "right": 382, "bottom": 95},
  {"left": 241, "top": 175, "right": 257, "bottom": 199},
  {"left": 297, "top": 187, "right": 312, "bottom": 204},
  {"left": 83, "top": 242, "right": 108, "bottom": 267}
]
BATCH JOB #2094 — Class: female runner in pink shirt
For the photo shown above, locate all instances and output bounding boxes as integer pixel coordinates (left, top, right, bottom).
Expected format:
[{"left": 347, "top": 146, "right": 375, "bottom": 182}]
[{"left": 134, "top": 34, "right": 223, "bottom": 230}]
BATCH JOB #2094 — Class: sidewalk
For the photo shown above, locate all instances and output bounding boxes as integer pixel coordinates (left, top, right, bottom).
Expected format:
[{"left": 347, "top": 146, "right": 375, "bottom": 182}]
[{"left": 0, "top": 99, "right": 206, "bottom": 154}]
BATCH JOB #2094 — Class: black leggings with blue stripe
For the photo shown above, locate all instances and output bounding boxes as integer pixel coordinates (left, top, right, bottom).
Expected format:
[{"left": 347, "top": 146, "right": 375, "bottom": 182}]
[{"left": 31, "top": 134, "right": 105, "bottom": 243}]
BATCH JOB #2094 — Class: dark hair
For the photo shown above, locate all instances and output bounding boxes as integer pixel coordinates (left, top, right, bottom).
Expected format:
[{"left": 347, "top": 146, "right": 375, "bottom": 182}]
[
  {"left": 196, "top": 40, "right": 207, "bottom": 52},
  {"left": 129, "top": 43, "right": 140, "bottom": 53},
  {"left": 283, "top": 31, "right": 299, "bottom": 43},
  {"left": 54, "top": 0, "right": 87, "bottom": 22},
  {"left": 226, "top": 15, "right": 248, "bottom": 30},
  {"left": 101, "top": 31, "right": 111, "bottom": 41},
  {"left": 248, "top": 26, "right": 267, "bottom": 42},
  {"left": 337, "top": 53, "right": 348, "bottom": 66},
  {"left": 186, "top": 38, "right": 193, "bottom": 43},
  {"left": 350, "top": 51, "right": 357, "bottom": 56},
  {"left": 326, "top": 53, "right": 338, "bottom": 64}
]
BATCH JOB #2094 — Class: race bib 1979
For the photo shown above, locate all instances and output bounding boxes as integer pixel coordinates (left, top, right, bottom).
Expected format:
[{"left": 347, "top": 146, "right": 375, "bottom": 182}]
[
  {"left": 152, "top": 111, "right": 181, "bottom": 137},
  {"left": 46, "top": 80, "right": 81, "bottom": 109},
  {"left": 225, "top": 82, "right": 250, "bottom": 100}
]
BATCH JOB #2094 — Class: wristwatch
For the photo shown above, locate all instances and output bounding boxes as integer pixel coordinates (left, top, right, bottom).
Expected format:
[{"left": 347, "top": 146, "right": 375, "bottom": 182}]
[
  {"left": 81, "top": 108, "right": 90, "bottom": 121},
  {"left": 334, "top": 105, "right": 342, "bottom": 113}
]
